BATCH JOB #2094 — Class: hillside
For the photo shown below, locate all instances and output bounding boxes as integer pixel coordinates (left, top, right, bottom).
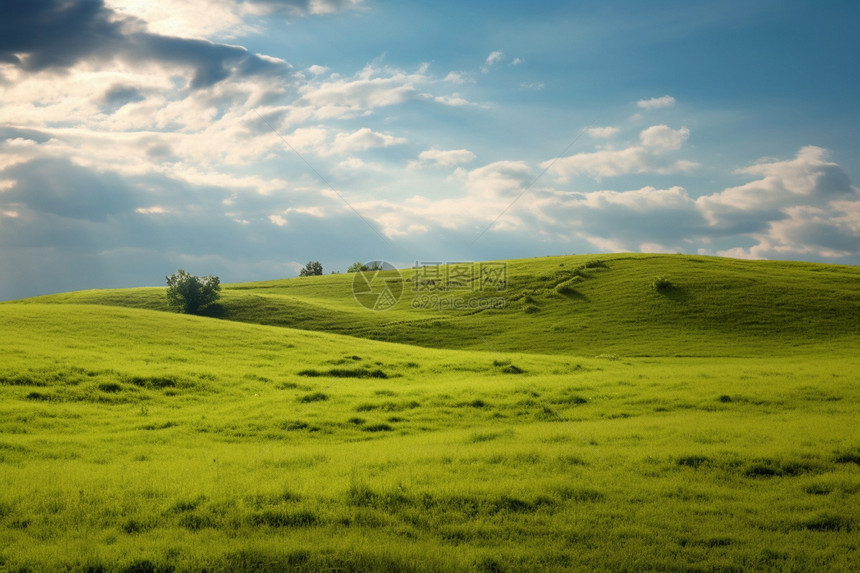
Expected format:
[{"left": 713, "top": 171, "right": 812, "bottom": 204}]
[
  {"left": 15, "top": 254, "right": 860, "bottom": 357},
  {"left": 1, "top": 302, "right": 859, "bottom": 571}
]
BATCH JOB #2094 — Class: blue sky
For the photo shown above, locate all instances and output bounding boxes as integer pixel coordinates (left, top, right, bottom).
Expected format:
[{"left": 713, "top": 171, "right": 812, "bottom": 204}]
[{"left": 1, "top": 0, "right": 859, "bottom": 300}]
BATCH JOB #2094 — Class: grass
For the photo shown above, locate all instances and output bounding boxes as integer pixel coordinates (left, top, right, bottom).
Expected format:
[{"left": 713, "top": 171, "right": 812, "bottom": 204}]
[
  {"left": 16, "top": 253, "right": 860, "bottom": 357},
  {"left": 0, "top": 254, "right": 859, "bottom": 571}
]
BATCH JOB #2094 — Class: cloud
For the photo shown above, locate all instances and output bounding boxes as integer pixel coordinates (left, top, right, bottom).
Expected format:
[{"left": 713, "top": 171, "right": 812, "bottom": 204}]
[
  {"left": 530, "top": 185, "right": 705, "bottom": 251},
  {"left": 485, "top": 51, "right": 504, "bottom": 66},
  {"left": 459, "top": 160, "right": 532, "bottom": 200},
  {"left": 637, "top": 95, "right": 676, "bottom": 110},
  {"left": 434, "top": 94, "right": 471, "bottom": 106},
  {"left": 331, "top": 127, "right": 406, "bottom": 154},
  {"left": 106, "top": 0, "right": 364, "bottom": 38},
  {"left": 0, "top": 0, "right": 292, "bottom": 89},
  {"left": 697, "top": 146, "right": 858, "bottom": 230},
  {"left": 297, "top": 64, "right": 424, "bottom": 117},
  {"left": 544, "top": 125, "right": 697, "bottom": 179},
  {"left": 408, "top": 149, "right": 476, "bottom": 169},
  {"left": 443, "top": 71, "right": 470, "bottom": 84},
  {"left": 586, "top": 126, "right": 619, "bottom": 139},
  {"left": 102, "top": 84, "right": 146, "bottom": 112},
  {"left": 693, "top": 147, "right": 860, "bottom": 259},
  {"left": 249, "top": 0, "right": 364, "bottom": 17},
  {"left": 639, "top": 125, "right": 689, "bottom": 151},
  {"left": 0, "top": 157, "right": 139, "bottom": 222}
]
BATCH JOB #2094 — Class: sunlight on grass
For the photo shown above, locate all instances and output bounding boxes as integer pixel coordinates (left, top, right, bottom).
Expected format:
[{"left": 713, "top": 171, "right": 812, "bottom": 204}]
[{"left": 1, "top": 255, "right": 859, "bottom": 571}]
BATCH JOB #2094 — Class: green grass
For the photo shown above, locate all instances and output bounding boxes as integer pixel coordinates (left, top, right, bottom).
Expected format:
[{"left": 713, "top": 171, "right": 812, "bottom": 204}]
[
  {"left": 1, "top": 254, "right": 859, "bottom": 571},
  {"left": 16, "top": 254, "right": 860, "bottom": 357}
]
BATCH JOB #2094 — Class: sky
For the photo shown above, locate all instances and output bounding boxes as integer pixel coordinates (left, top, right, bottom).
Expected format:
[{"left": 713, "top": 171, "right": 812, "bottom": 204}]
[{"left": 1, "top": 0, "right": 859, "bottom": 300}]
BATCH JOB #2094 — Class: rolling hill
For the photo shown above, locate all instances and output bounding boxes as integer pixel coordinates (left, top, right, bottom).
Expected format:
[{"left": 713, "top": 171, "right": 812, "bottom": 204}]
[
  {"left": 1, "top": 254, "right": 858, "bottom": 572},
  {"left": 15, "top": 254, "right": 860, "bottom": 357}
]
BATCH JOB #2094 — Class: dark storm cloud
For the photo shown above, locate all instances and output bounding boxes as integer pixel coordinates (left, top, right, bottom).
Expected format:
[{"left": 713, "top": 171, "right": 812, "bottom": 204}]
[
  {"left": 0, "top": 0, "right": 291, "bottom": 88},
  {"left": 0, "top": 0, "right": 123, "bottom": 70},
  {"left": 0, "top": 156, "right": 391, "bottom": 300},
  {"left": 102, "top": 84, "right": 145, "bottom": 107},
  {"left": 2, "top": 157, "right": 138, "bottom": 222}
]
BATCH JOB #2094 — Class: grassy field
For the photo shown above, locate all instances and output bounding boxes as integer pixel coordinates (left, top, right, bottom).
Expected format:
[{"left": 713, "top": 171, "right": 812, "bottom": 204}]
[
  {"left": 1, "top": 255, "right": 859, "bottom": 572},
  {"left": 22, "top": 253, "right": 860, "bottom": 356}
]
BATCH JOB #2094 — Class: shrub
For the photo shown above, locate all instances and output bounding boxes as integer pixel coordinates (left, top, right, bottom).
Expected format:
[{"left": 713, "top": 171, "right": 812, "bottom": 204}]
[
  {"left": 166, "top": 269, "right": 220, "bottom": 314},
  {"left": 652, "top": 276, "right": 674, "bottom": 291}
]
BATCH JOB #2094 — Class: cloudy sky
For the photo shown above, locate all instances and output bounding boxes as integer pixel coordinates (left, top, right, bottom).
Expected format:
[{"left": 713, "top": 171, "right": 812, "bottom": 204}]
[{"left": 1, "top": 0, "right": 859, "bottom": 300}]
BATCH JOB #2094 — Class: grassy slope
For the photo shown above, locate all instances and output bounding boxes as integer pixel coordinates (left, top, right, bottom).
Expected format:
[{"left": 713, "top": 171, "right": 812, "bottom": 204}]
[
  {"left": 2, "top": 255, "right": 860, "bottom": 571},
  {"left": 16, "top": 254, "right": 860, "bottom": 357}
]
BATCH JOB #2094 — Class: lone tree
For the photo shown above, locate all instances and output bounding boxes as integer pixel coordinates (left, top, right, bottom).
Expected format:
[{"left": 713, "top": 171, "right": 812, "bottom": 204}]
[
  {"left": 299, "top": 261, "right": 323, "bottom": 276},
  {"left": 166, "top": 269, "right": 221, "bottom": 314}
]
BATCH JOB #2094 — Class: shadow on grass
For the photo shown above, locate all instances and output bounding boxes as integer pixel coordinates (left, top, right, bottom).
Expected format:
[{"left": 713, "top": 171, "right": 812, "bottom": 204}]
[
  {"left": 557, "top": 288, "right": 589, "bottom": 302},
  {"left": 655, "top": 285, "right": 691, "bottom": 302},
  {"left": 197, "top": 303, "right": 226, "bottom": 318}
]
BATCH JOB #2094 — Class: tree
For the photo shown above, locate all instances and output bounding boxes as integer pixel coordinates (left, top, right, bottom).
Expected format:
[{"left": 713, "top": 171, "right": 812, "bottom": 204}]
[
  {"left": 165, "top": 269, "right": 221, "bottom": 314},
  {"left": 299, "top": 260, "right": 323, "bottom": 276},
  {"left": 347, "top": 261, "right": 382, "bottom": 273}
]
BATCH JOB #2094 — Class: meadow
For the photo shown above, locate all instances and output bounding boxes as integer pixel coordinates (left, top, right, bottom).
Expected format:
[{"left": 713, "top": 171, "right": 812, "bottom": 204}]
[{"left": 1, "top": 254, "right": 859, "bottom": 572}]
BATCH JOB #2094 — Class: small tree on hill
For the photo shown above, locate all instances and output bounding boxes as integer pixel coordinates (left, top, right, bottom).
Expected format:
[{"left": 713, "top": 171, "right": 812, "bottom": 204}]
[
  {"left": 166, "top": 269, "right": 221, "bottom": 314},
  {"left": 300, "top": 261, "right": 323, "bottom": 276},
  {"left": 347, "top": 261, "right": 383, "bottom": 273}
]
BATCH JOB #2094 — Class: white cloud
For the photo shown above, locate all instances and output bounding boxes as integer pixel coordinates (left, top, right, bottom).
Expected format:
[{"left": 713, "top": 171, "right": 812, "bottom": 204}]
[
  {"left": 460, "top": 160, "right": 532, "bottom": 200},
  {"left": 575, "top": 186, "right": 695, "bottom": 211},
  {"left": 298, "top": 64, "right": 426, "bottom": 117},
  {"left": 408, "top": 148, "right": 476, "bottom": 169},
  {"left": 268, "top": 214, "right": 288, "bottom": 226},
  {"left": 331, "top": 127, "right": 406, "bottom": 154},
  {"left": 307, "top": 65, "right": 329, "bottom": 76},
  {"left": 434, "top": 94, "right": 471, "bottom": 106},
  {"left": 697, "top": 146, "right": 858, "bottom": 228},
  {"left": 107, "top": 0, "right": 253, "bottom": 38},
  {"left": 443, "top": 71, "right": 470, "bottom": 84},
  {"left": 485, "top": 51, "right": 504, "bottom": 66},
  {"left": 639, "top": 125, "right": 689, "bottom": 151},
  {"left": 108, "top": 0, "right": 365, "bottom": 38},
  {"left": 637, "top": 95, "right": 676, "bottom": 110},
  {"left": 512, "top": 57, "right": 524, "bottom": 65},
  {"left": 135, "top": 206, "right": 170, "bottom": 214},
  {"left": 544, "top": 125, "right": 697, "bottom": 180},
  {"left": 586, "top": 126, "right": 619, "bottom": 139}
]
